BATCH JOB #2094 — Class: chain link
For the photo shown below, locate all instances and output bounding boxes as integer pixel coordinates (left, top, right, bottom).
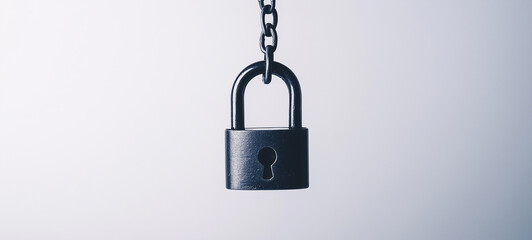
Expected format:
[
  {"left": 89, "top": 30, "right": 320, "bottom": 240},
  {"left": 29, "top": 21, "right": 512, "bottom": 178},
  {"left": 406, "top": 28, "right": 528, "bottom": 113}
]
[
  {"left": 263, "top": 46, "right": 274, "bottom": 84},
  {"left": 258, "top": 0, "right": 275, "bottom": 13},
  {"left": 261, "top": 6, "right": 277, "bottom": 36},
  {"left": 260, "top": 24, "right": 277, "bottom": 53},
  {"left": 258, "top": 0, "right": 277, "bottom": 84}
]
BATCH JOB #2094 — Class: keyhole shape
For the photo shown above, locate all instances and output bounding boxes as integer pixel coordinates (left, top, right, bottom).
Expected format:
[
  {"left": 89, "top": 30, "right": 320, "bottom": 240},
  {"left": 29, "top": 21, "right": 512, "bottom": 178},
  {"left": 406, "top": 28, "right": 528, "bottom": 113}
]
[{"left": 258, "top": 147, "right": 277, "bottom": 180}]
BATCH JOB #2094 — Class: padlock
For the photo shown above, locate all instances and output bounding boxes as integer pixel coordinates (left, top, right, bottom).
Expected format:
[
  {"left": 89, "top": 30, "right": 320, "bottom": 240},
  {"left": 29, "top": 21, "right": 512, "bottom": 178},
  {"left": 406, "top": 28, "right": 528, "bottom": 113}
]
[{"left": 225, "top": 61, "right": 309, "bottom": 190}]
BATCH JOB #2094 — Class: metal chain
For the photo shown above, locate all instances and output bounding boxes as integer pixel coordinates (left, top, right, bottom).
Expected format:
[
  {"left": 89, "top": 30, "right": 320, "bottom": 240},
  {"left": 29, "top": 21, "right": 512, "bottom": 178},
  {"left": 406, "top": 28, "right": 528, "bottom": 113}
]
[{"left": 258, "top": 0, "right": 277, "bottom": 84}]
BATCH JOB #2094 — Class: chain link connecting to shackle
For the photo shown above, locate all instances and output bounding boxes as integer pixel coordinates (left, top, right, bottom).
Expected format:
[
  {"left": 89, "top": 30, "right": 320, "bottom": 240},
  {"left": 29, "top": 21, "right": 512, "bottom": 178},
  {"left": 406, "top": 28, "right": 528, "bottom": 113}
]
[{"left": 258, "top": 0, "right": 278, "bottom": 84}]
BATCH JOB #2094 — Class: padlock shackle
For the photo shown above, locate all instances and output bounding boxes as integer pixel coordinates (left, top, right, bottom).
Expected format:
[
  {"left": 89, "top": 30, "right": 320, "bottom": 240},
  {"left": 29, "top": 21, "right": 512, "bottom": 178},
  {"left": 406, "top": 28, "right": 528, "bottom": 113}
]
[{"left": 231, "top": 61, "right": 302, "bottom": 130}]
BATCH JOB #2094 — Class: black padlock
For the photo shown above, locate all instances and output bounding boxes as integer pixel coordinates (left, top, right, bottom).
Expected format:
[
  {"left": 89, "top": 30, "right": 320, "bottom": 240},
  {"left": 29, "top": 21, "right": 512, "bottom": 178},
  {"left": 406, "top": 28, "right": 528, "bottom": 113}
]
[{"left": 225, "top": 61, "right": 309, "bottom": 190}]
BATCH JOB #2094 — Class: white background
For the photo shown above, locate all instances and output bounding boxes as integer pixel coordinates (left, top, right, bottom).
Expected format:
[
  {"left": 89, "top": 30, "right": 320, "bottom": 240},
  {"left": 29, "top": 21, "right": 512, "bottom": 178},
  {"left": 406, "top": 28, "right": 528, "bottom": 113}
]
[{"left": 1, "top": 0, "right": 531, "bottom": 239}]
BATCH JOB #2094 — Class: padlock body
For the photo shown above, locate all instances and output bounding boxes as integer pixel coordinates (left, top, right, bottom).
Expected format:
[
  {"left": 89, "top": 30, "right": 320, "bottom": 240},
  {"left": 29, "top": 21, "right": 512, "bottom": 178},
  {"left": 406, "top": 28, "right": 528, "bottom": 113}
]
[{"left": 225, "top": 128, "right": 308, "bottom": 190}]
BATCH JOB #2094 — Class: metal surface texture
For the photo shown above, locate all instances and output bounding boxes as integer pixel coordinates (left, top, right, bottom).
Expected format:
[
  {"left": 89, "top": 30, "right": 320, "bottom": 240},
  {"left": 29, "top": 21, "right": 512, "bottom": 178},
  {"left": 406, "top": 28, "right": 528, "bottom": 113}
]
[{"left": 225, "top": 61, "right": 308, "bottom": 190}]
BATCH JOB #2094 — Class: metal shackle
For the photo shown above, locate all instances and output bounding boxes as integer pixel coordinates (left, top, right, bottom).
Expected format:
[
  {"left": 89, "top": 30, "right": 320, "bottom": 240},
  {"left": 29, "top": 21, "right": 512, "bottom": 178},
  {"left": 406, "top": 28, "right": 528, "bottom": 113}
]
[{"left": 231, "top": 61, "right": 302, "bottom": 130}]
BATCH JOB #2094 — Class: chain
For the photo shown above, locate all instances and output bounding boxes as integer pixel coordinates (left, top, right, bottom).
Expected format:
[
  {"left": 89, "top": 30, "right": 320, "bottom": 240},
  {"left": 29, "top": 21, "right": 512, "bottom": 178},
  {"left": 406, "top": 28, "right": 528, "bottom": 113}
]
[{"left": 258, "top": 0, "right": 278, "bottom": 84}]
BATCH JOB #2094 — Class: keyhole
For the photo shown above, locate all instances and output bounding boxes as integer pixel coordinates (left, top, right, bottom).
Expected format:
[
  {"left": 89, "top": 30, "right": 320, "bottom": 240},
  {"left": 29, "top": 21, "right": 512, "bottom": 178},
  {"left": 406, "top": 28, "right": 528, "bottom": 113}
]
[{"left": 258, "top": 147, "right": 277, "bottom": 180}]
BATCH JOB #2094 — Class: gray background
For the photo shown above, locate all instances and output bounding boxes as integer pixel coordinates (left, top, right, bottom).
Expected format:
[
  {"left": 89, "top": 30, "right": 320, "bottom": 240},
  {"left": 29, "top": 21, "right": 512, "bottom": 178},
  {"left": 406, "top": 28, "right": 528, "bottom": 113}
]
[{"left": 1, "top": 0, "right": 531, "bottom": 239}]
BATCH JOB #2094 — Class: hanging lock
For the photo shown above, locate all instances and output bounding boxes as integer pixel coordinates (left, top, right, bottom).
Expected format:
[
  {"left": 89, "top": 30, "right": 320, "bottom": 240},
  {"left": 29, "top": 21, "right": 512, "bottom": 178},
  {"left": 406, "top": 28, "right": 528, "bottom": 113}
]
[{"left": 225, "top": 61, "right": 309, "bottom": 190}]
